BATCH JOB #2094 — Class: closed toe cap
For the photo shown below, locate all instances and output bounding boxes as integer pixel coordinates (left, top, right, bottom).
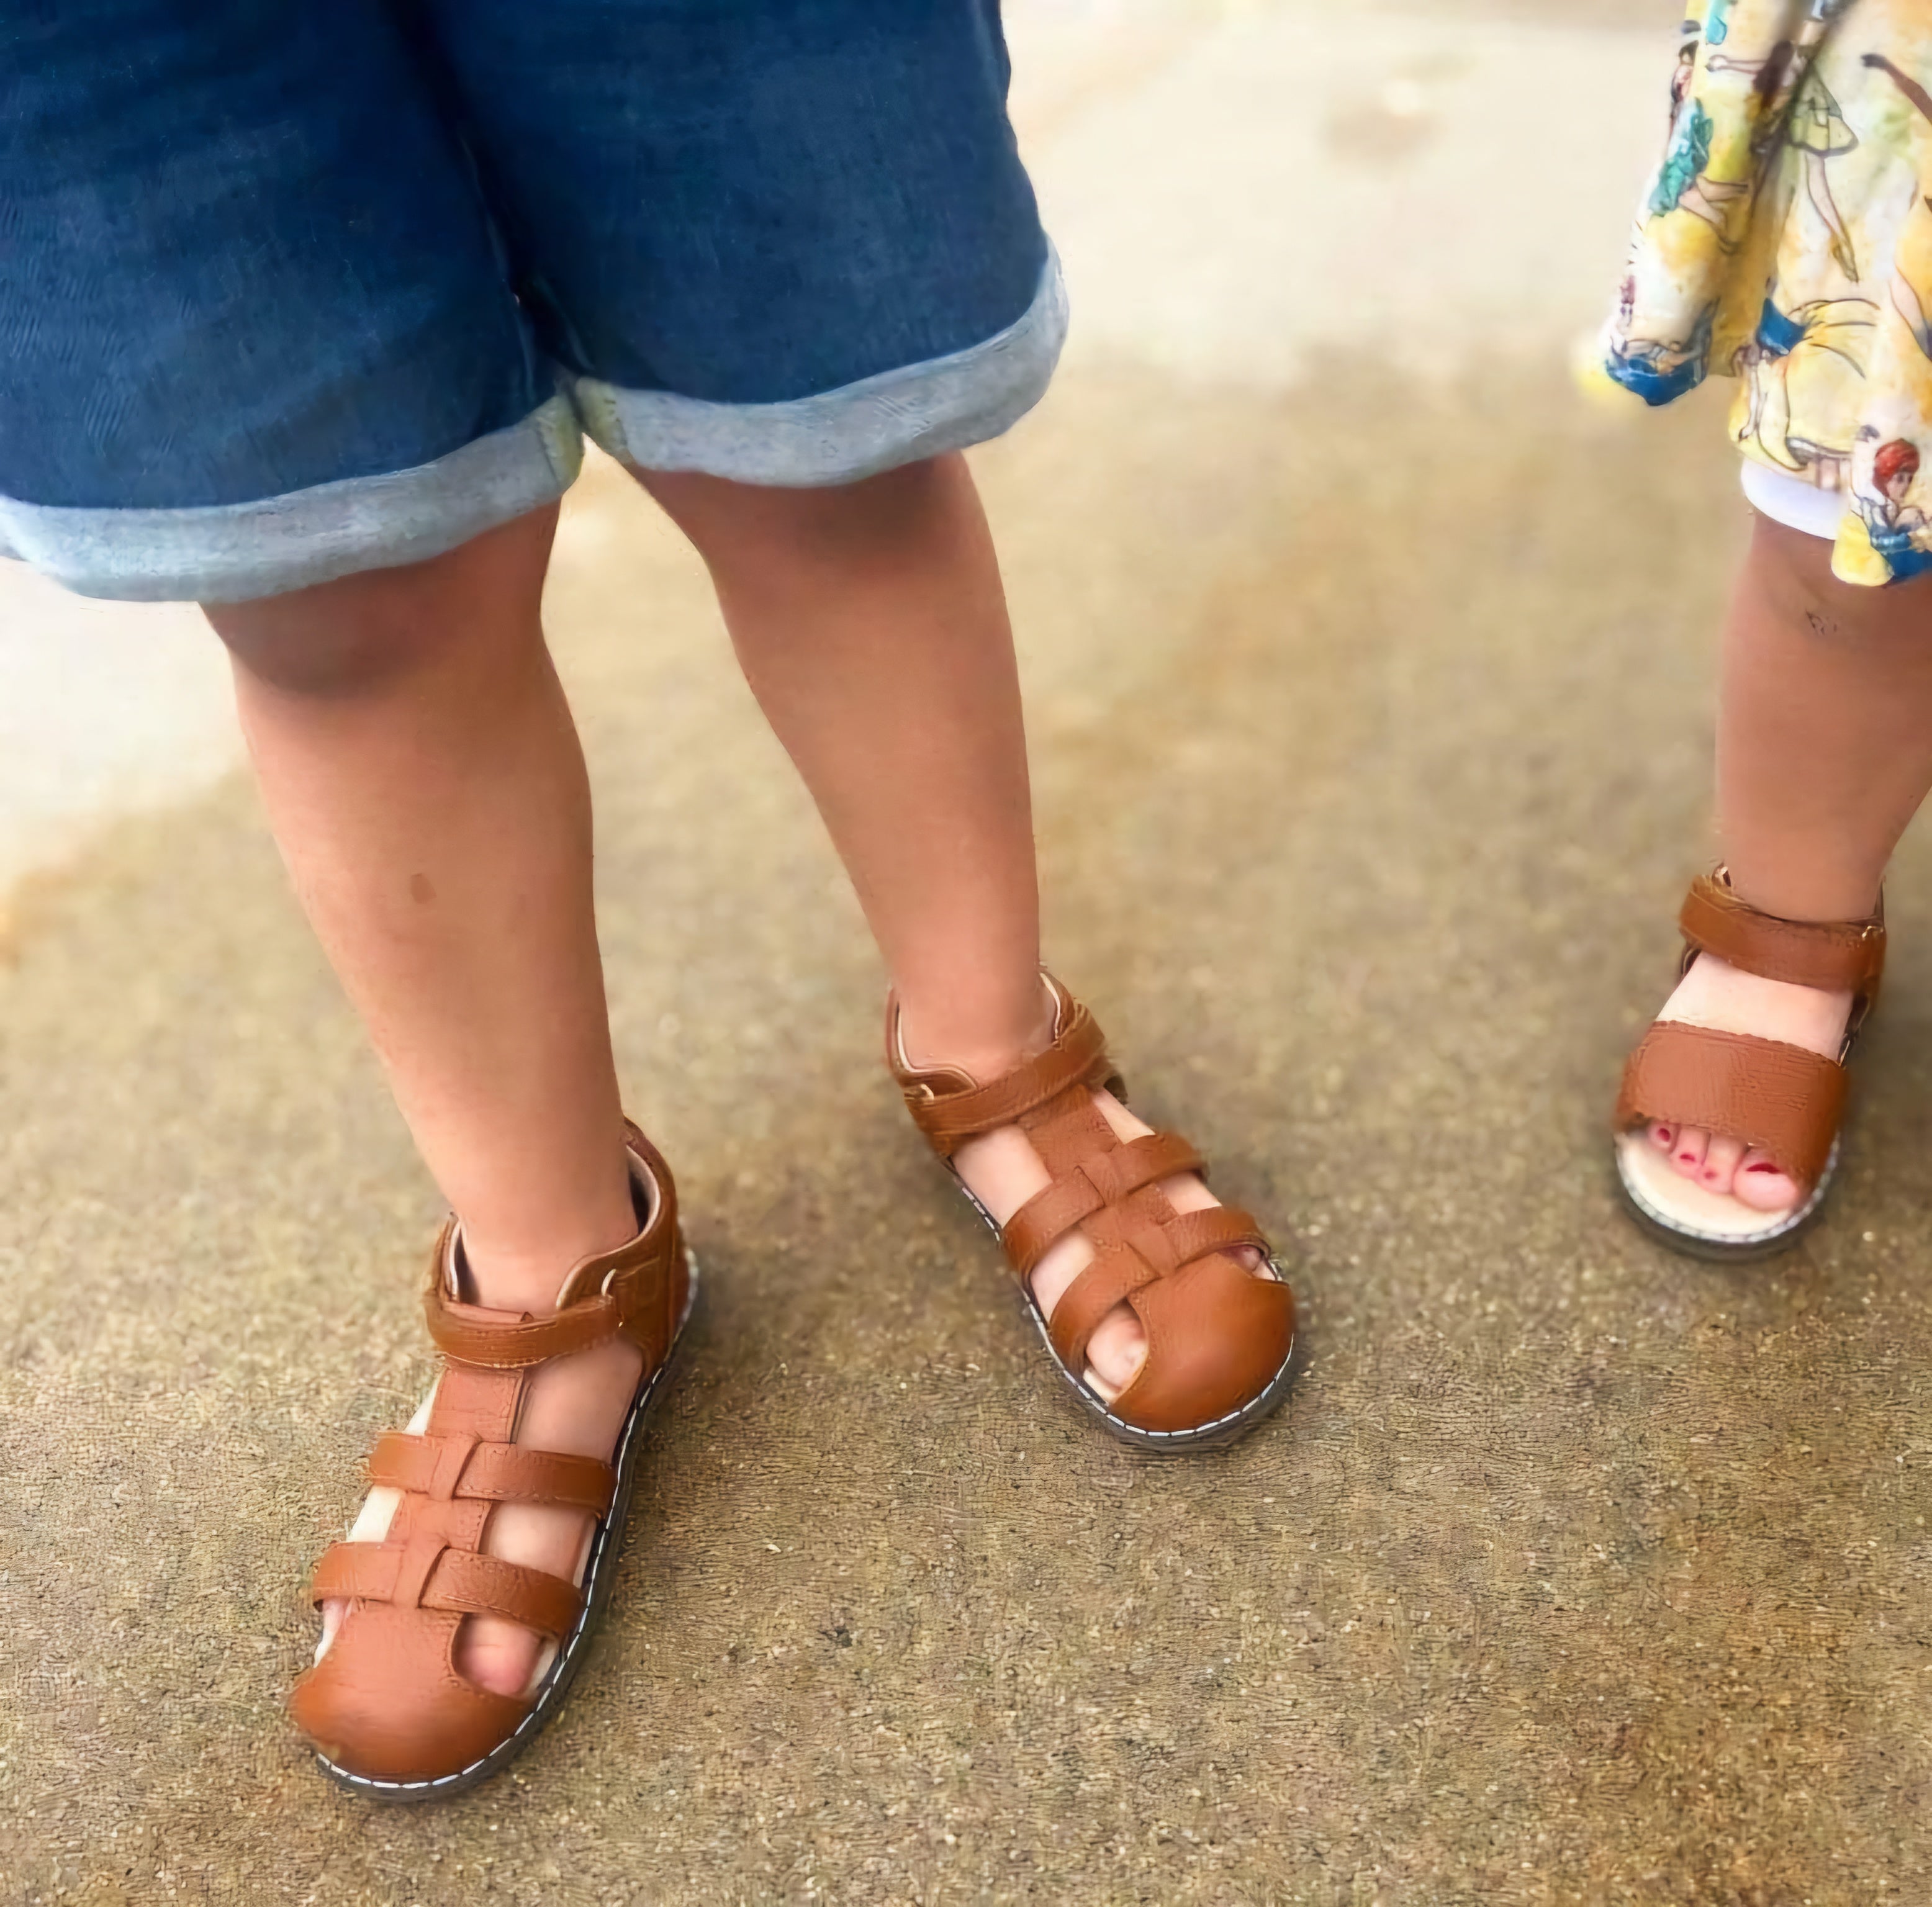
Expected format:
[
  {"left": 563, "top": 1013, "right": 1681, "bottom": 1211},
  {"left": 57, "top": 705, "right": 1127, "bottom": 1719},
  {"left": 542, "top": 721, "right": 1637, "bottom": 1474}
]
[
  {"left": 1109, "top": 1253, "right": 1296, "bottom": 1435},
  {"left": 291, "top": 1602, "right": 527, "bottom": 1785}
]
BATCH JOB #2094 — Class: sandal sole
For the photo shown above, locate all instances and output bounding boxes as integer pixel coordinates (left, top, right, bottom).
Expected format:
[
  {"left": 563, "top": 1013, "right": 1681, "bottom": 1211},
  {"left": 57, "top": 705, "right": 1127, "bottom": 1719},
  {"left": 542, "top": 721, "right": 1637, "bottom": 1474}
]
[
  {"left": 949, "top": 1171, "right": 1297, "bottom": 1453},
  {"left": 312, "top": 1246, "right": 702, "bottom": 1803},
  {"left": 1612, "top": 1140, "right": 1835, "bottom": 1265}
]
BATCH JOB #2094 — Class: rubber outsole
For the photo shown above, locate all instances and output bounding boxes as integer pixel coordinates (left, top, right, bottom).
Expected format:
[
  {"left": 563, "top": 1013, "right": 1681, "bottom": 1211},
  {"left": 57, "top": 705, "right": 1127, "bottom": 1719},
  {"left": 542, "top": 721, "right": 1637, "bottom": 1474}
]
[{"left": 1612, "top": 1150, "right": 1833, "bottom": 1265}]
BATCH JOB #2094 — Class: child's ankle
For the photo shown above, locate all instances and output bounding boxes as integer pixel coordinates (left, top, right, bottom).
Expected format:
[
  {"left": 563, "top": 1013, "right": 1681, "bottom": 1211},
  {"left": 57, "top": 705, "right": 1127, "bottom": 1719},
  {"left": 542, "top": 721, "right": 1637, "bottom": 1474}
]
[
  {"left": 460, "top": 1213, "right": 640, "bottom": 1315},
  {"left": 896, "top": 981, "right": 1056, "bottom": 1088},
  {"left": 1721, "top": 855, "right": 1883, "bottom": 924}
]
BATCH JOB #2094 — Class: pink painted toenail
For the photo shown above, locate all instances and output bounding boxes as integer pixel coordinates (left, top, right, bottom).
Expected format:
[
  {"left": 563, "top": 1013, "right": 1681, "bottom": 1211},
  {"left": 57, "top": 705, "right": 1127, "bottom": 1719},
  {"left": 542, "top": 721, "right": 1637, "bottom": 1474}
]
[
  {"left": 1679, "top": 1152, "right": 1697, "bottom": 1164},
  {"left": 1745, "top": 1161, "right": 1778, "bottom": 1174}
]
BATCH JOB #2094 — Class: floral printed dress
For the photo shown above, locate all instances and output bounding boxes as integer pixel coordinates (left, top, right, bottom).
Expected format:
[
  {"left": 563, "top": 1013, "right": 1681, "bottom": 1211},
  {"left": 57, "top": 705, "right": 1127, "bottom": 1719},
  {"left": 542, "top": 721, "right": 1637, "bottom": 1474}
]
[{"left": 1604, "top": 0, "right": 1932, "bottom": 584}]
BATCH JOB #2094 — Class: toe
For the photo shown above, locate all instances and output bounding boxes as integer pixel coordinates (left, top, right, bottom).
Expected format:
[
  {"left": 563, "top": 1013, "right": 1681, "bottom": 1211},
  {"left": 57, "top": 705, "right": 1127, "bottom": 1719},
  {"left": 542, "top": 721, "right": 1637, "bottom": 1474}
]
[
  {"left": 1732, "top": 1147, "right": 1803, "bottom": 1213},
  {"left": 1700, "top": 1134, "right": 1745, "bottom": 1196},
  {"left": 1083, "top": 1305, "right": 1149, "bottom": 1400},
  {"left": 457, "top": 1615, "right": 543, "bottom": 1700},
  {"left": 1671, "top": 1127, "right": 1709, "bottom": 1179},
  {"left": 1649, "top": 1122, "right": 1676, "bottom": 1155}
]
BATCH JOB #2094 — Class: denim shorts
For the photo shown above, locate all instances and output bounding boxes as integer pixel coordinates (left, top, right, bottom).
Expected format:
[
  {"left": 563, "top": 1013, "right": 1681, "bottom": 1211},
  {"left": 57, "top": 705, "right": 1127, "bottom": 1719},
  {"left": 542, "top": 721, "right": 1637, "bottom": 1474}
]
[{"left": 0, "top": 1, "right": 1064, "bottom": 603}]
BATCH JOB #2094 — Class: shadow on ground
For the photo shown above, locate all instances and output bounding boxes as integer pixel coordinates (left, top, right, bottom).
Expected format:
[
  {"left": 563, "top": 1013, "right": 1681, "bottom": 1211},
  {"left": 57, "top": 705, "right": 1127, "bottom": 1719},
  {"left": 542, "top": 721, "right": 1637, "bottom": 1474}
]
[{"left": 1, "top": 363, "right": 1924, "bottom": 1905}]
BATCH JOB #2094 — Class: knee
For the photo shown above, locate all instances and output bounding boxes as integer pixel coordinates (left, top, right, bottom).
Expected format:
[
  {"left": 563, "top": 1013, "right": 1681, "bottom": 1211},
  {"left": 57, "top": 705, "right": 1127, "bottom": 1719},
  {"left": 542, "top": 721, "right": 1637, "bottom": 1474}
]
[
  {"left": 636, "top": 453, "right": 967, "bottom": 585},
  {"left": 209, "top": 572, "right": 448, "bottom": 698},
  {"left": 205, "top": 508, "right": 557, "bottom": 698}
]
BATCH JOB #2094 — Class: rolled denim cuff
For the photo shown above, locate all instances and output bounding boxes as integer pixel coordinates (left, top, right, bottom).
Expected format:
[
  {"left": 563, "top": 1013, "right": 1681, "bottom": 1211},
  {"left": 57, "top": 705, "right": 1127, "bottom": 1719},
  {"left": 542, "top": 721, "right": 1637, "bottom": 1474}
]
[
  {"left": 576, "top": 246, "right": 1068, "bottom": 488},
  {"left": 0, "top": 396, "right": 583, "bottom": 604}
]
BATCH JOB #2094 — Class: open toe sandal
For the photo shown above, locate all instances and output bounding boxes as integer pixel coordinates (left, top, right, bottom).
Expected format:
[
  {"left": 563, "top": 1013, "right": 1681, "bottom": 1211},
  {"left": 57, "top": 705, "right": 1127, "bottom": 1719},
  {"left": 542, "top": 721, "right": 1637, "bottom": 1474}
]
[
  {"left": 290, "top": 1121, "right": 697, "bottom": 1800},
  {"left": 1614, "top": 870, "right": 1884, "bottom": 1263},
  {"left": 889, "top": 975, "right": 1296, "bottom": 1451}
]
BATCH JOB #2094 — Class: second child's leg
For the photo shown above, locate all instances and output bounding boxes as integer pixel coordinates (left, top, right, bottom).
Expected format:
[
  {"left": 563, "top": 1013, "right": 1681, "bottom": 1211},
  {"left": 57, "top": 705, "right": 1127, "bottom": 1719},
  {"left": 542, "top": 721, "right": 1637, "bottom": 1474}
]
[
  {"left": 1646, "top": 512, "right": 1932, "bottom": 1208},
  {"left": 205, "top": 508, "right": 641, "bottom": 1698},
  {"left": 638, "top": 455, "right": 1271, "bottom": 1396}
]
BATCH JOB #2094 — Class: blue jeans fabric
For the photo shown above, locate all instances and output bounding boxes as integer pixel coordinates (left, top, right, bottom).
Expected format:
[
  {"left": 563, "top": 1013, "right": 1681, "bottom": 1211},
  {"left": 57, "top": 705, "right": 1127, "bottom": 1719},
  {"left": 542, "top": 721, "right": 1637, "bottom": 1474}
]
[{"left": 0, "top": 0, "right": 1063, "bottom": 600}]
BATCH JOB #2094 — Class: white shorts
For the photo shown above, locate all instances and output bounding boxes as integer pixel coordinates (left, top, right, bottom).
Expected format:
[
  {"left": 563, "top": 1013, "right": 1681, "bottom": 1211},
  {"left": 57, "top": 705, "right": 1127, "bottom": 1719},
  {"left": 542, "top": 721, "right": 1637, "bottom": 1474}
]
[{"left": 1740, "top": 461, "right": 1844, "bottom": 542}]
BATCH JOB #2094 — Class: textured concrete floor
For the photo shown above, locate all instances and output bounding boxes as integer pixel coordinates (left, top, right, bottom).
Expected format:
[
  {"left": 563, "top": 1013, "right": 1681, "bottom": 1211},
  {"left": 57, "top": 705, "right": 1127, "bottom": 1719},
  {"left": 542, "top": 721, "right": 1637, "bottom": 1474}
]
[
  {"left": 7, "top": 361, "right": 1930, "bottom": 1906},
  {"left": 7, "top": 4, "right": 1931, "bottom": 1905}
]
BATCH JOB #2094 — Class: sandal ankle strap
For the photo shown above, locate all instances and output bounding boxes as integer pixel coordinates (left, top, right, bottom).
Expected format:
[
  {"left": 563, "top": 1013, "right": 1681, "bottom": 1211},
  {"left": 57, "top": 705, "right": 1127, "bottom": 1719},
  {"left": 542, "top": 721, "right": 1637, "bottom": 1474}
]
[
  {"left": 422, "top": 1122, "right": 686, "bottom": 1373},
  {"left": 888, "top": 977, "right": 1121, "bottom": 1158},
  {"left": 425, "top": 1278, "right": 631, "bottom": 1368},
  {"left": 1680, "top": 871, "right": 1885, "bottom": 1002}
]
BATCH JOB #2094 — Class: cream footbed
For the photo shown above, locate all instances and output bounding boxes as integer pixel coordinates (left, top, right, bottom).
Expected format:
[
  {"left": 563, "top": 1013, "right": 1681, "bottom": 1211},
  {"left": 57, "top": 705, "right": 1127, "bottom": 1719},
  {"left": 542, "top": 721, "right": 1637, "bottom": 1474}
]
[{"left": 1615, "top": 1127, "right": 1827, "bottom": 1245}]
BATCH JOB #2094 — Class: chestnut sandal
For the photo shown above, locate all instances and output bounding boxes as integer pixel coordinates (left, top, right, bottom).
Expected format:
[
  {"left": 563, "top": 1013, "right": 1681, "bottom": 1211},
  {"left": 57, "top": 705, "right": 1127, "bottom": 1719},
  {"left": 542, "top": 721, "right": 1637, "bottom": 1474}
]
[
  {"left": 889, "top": 976, "right": 1297, "bottom": 1450},
  {"left": 1613, "top": 872, "right": 1885, "bottom": 1262},
  {"left": 290, "top": 1122, "right": 696, "bottom": 1800}
]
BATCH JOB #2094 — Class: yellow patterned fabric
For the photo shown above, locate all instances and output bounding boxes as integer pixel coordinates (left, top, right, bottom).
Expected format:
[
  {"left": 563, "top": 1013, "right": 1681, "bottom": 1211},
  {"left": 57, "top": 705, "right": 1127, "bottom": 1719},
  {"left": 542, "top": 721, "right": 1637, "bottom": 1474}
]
[{"left": 1604, "top": 0, "right": 1932, "bottom": 584}]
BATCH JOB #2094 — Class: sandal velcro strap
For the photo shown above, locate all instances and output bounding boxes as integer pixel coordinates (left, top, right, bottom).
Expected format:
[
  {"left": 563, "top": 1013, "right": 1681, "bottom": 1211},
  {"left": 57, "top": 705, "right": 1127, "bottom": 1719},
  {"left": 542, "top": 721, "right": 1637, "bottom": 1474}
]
[
  {"left": 1615, "top": 1020, "right": 1846, "bottom": 1189},
  {"left": 366, "top": 1432, "right": 617, "bottom": 1515},
  {"left": 312, "top": 1537, "right": 584, "bottom": 1639},
  {"left": 1680, "top": 874, "right": 1884, "bottom": 1001},
  {"left": 900, "top": 998, "right": 1114, "bottom": 1155},
  {"left": 423, "top": 1283, "right": 625, "bottom": 1368},
  {"left": 421, "top": 1124, "right": 686, "bottom": 1371}
]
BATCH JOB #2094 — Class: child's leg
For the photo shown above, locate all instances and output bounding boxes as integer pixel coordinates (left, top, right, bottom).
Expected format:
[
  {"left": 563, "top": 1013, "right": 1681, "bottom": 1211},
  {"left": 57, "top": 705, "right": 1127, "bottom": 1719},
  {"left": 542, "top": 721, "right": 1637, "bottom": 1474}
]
[
  {"left": 642, "top": 455, "right": 1045, "bottom": 1075},
  {"left": 203, "top": 507, "right": 641, "bottom": 1697},
  {"left": 1646, "top": 512, "right": 1932, "bottom": 1207},
  {"left": 638, "top": 454, "right": 1268, "bottom": 1397}
]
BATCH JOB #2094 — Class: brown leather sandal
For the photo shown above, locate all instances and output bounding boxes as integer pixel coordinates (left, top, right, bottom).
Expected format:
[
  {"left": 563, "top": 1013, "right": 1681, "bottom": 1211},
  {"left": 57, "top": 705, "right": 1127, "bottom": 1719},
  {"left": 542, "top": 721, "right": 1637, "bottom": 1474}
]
[
  {"left": 1613, "top": 872, "right": 1885, "bottom": 1262},
  {"left": 889, "top": 976, "right": 1297, "bottom": 1449},
  {"left": 290, "top": 1121, "right": 696, "bottom": 1800}
]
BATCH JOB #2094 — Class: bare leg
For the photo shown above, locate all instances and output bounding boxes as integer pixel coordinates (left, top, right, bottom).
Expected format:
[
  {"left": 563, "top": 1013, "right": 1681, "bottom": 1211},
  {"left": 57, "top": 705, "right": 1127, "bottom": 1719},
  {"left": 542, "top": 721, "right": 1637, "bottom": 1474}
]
[
  {"left": 1645, "top": 512, "right": 1932, "bottom": 1206},
  {"left": 204, "top": 508, "right": 641, "bottom": 1697},
  {"left": 636, "top": 456, "right": 1265, "bottom": 1395},
  {"left": 641, "top": 456, "right": 1043, "bottom": 1073}
]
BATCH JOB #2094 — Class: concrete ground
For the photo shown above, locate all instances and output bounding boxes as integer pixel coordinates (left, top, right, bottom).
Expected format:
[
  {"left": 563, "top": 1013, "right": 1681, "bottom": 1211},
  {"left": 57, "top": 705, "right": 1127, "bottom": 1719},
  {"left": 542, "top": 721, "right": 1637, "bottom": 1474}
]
[{"left": 4, "top": 2, "right": 1926, "bottom": 1903}]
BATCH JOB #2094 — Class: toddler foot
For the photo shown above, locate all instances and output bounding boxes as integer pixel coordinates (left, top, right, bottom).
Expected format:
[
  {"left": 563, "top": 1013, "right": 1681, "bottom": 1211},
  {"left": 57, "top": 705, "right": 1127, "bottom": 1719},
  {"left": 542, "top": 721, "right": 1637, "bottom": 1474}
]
[
  {"left": 292, "top": 1129, "right": 692, "bottom": 1793},
  {"left": 320, "top": 1333, "right": 644, "bottom": 1698},
  {"left": 901, "top": 998, "right": 1274, "bottom": 1402},
  {"left": 1644, "top": 952, "right": 1853, "bottom": 1213}
]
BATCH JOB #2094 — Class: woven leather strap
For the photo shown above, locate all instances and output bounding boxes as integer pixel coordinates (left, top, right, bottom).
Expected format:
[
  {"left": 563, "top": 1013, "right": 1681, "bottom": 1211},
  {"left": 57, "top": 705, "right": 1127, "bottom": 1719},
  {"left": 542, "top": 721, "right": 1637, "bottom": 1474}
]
[
  {"left": 1615, "top": 1021, "right": 1846, "bottom": 1189},
  {"left": 1001, "top": 1131, "right": 1205, "bottom": 1274},
  {"left": 1046, "top": 1208, "right": 1270, "bottom": 1370},
  {"left": 366, "top": 1431, "right": 617, "bottom": 1516},
  {"left": 1680, "top": 873, "right": 1885, "bottom": 1003},
  {"left": 311, "top": 1535, "right": 584, "bottom": 1639}
]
